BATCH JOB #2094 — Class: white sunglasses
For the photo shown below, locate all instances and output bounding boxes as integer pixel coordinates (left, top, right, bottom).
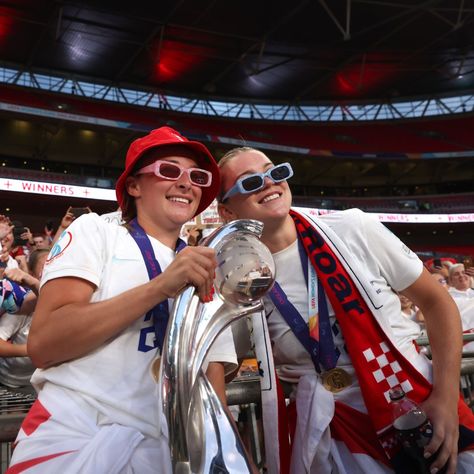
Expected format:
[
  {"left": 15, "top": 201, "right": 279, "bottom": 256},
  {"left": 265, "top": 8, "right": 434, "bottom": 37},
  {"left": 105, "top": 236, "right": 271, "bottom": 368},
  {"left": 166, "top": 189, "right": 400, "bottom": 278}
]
[
  {"left": 136, "top": 160, "right": 212, "bottom": 187},
  {"left": 221, "top": 162, "right": 293, "bottom": 202}
]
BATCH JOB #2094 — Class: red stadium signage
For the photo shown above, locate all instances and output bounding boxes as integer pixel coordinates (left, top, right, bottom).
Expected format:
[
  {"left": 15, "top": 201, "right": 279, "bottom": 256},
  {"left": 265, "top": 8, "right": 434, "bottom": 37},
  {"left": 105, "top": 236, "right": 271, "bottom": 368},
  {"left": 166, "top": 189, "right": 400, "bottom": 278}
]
[
  {"left": 294, "top": 207, "right": 474, "bottom": 224},
  {"left": 1, "top": 177, "right": 473, "bottom": 223},
  {"left": 0, "top": 177, "right": 115, "bottom": 201}
]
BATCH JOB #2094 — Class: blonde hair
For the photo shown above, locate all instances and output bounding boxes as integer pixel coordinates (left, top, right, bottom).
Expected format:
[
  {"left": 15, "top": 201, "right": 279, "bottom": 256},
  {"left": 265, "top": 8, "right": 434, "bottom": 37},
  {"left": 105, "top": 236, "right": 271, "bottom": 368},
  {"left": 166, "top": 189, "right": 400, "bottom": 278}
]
[
  {"left": 218, "top": 146, "right": 259, "bottom": 170},
  {"left": 218, "top": 146, "right": 262, "bottom": 201}
]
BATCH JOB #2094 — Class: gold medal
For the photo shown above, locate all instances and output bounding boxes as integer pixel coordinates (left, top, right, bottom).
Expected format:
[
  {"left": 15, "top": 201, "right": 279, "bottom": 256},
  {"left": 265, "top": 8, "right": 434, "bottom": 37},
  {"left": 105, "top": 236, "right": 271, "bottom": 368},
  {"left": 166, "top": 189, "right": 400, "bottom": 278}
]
[
  {"left": 321, "top": 368, "right": 352, "bottom": 393},
  {"left": 150, "top": 356, "right": 161, "bottom": 383}
]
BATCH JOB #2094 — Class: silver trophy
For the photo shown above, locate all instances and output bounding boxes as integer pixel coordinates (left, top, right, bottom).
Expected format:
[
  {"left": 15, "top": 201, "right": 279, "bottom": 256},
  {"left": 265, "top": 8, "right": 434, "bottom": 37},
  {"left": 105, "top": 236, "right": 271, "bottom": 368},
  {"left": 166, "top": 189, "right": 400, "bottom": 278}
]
[{"left": 160, "top": 219, "right": 275, "bottom": 473}]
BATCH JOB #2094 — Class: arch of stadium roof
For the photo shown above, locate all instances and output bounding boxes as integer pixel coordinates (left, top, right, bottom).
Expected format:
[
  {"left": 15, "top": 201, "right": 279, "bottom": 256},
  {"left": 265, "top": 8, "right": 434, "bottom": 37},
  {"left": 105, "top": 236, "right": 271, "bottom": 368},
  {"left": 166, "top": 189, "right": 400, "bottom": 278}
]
[{"left": 1, "top": 65, "right": 474, "bottom": 123}]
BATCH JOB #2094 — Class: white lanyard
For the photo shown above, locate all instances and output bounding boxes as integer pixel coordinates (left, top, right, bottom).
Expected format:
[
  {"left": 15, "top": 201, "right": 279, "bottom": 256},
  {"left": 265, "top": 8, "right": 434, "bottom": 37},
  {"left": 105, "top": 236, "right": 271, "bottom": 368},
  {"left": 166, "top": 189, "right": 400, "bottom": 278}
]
[{"left": 308, "top": 259, "right": 319, "bottom": 337}]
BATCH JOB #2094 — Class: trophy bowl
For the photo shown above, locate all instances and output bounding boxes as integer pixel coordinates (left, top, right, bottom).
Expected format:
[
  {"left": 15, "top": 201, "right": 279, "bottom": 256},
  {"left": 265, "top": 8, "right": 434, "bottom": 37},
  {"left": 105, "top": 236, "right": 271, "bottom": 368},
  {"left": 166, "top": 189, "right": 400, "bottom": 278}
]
[{"left": 213, "top": 232, "right": 275, "bottom": 306}]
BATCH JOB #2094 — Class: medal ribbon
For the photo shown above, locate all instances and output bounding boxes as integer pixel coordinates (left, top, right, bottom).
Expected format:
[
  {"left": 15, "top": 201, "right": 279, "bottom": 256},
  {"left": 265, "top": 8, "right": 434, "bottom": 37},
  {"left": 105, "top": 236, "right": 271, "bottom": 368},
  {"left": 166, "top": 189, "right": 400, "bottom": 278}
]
[
  {"left": 129, "top": 218, "right": 186, "bottom": 352},
  {"left": 269, "top": 239, "right": 339, "bottom": 373},
  {"left": 307, "top": 262, "right": 319, "bottom": 341}
]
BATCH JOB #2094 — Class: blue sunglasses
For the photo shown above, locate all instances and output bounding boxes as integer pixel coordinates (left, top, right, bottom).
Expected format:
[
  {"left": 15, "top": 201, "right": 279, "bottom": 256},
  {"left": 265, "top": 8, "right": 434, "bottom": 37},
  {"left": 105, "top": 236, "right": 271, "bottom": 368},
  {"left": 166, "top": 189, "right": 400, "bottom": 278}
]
[{"left": 221, "top": 162, "right": 293, "bottom": 202}]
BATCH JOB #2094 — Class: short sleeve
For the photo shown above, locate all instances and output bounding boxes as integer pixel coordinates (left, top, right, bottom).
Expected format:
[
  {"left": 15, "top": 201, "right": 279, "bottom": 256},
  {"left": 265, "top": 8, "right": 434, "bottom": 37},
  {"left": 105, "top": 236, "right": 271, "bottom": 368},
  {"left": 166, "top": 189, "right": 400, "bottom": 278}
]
[
  {"left": 41, "top": 213, "right": 108, "bottom": 289},
  {"left": 360, "top": 212, "right": 423, "bottom": 291}
]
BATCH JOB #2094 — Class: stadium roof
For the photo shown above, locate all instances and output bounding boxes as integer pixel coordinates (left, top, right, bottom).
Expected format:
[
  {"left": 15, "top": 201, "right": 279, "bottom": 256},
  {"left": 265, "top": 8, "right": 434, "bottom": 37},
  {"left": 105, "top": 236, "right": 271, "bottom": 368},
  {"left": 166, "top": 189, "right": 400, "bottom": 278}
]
[
  {"left": 1, "top": 1, "right": 474, "bottom": 248},
  {"left": 1, "top": 0, "right": 474, "bottom": 105}
]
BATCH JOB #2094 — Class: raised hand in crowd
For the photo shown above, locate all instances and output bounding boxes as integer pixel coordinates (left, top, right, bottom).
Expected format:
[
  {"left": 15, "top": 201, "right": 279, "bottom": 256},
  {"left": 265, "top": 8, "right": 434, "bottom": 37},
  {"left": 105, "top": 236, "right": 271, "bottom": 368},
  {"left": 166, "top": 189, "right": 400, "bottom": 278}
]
[
  {"left": 5, "top": 267, "right": 40, "bottom": 296},
  {"left": 20, "top": 227, "right": 34, "bottom": 247},
  {"left": 0, "top": 249, "right": 48, "bottom": 393},
  {"left": 464, "top": 266, "right": 474, "bottom": 280},
  {"left": 9, "top": 229, "right": 28, "bottom": 273},
  {"left": 51, "top": 206, "right": 79, "bottom": 245},
  {"left": 43, "top": 222, "right": 53, "bottom": 242}
]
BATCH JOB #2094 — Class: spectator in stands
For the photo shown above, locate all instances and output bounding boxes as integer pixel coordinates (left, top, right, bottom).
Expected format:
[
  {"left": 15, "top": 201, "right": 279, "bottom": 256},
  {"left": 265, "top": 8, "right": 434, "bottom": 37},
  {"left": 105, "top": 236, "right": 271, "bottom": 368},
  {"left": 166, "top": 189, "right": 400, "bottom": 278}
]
[
  {"left": 416, "top": 272, "right": 452, "bottom": 333},
  {"left": 398, "top": 292, "right": 425, "bottom": 336},
  {"left": 49, "top": 206, "right": 95, "bottom": 246},
  {"left": 1, "top": 219, "right": 19, "bottom": 271},
  {"left": 0, "top": 225, "right": 37, "bottom": 318},
  {"left": 185, "top": 226, "right": 204, "bottom": 246},
  {"left": 463, "top": 258, "right": 474, "bottom": 287},
  {"left": 398, "top": 293, "right": 417, "bottom": 320},
  {"left": 430, "top": 271, "right": 449, "bottom": 289},
  {"left": 8, "top": 126, "right": 237, "bottom": 473},
  {"left": 217, "top": 146, "right": 474, "bottom": 474},
  {"left": 0, "top": 216, "right": 13, "bottom": 242},
  {"left": 426, "top": 257, "right": 456, "bottom": 280},
  {"left": 10, "top": 222, "right": 33, "bottom": 271},
  {"left": 0, "top": 249, "right": 49, "bottom": 393},
  {"left": 449, "top": 264, "right": 474, "bottom": 300},
  {"left": 443, "top": 264, "right": 474, "bottom": 355},
  {"left": 43, "top": 221, "right": 55, "bottom": 245},
  {"left": 31, "top": 233, "right": 49, "bottom": 250},
  {"left": 0, "top": 277, "right": 34, "bottom": 319}
]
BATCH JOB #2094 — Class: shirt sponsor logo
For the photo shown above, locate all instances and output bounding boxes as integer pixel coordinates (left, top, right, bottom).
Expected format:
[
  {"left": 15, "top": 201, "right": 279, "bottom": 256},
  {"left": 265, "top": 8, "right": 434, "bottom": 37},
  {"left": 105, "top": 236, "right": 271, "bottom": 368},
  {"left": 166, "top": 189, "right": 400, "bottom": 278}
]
[{"left": 46, "top": 231, "right": 73, "bottom": 264}]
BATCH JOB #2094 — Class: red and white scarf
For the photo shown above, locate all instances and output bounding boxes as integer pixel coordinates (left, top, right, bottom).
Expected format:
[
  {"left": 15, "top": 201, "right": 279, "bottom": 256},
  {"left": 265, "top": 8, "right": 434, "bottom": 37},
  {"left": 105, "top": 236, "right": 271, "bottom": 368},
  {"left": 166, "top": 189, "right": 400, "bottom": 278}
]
[
  {"left": 256, "top": 209, "right": 474, "bottom": 473},
  {"left": 291, "top": 209, "right": 433, "bottom": 456}
]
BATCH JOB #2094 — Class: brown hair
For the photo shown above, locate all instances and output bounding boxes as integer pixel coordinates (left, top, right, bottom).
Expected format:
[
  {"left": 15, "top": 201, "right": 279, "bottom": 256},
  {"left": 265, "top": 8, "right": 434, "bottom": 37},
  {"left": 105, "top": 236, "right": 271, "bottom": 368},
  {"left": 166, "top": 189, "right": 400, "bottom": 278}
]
[
  {"left": 28, "top": 248, "right": 50, "bottom": 275},
  {"left": 120, "top": 192, "right": 137, "bottom": 224}
]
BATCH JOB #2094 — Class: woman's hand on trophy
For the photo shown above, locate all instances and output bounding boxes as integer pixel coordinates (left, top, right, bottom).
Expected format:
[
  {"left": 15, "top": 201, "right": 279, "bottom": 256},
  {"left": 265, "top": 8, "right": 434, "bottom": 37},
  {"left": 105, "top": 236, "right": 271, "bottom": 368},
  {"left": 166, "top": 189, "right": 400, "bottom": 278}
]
[{"left": 158, "top": 246, "right": 217, "bottom": 302}]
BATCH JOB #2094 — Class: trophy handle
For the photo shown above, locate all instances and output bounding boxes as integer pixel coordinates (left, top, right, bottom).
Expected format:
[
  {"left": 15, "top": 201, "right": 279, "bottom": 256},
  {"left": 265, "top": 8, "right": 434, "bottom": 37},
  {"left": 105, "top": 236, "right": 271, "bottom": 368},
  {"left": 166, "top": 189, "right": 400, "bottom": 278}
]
[
  {"left": 160, "top": 219, "right": 275, "bottom": 473},
  {"left": 186, "top": 370, "right": 253, "bottom": 473}
]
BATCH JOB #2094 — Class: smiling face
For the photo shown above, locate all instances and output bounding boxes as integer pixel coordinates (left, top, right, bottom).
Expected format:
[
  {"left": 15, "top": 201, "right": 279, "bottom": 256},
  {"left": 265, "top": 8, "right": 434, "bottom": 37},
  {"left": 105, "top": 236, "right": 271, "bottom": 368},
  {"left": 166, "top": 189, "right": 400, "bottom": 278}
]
[
  {"left": 126, "top": 154, "right": 202, "bottom": 234},
  {"left": 449, "top": 265, "right": 471, "bottom": 291},
  {"left": 33, "top": 236, "right": 47, "bottom": 249},
  {"left": 398, "top": 293, "right": 413, "bottom": 311},
  {"left": 218, "top": 149, "right": 292, "bottom": 229},
  {"left": 1, "top": 230, "right": 13, "bottom": 252}
]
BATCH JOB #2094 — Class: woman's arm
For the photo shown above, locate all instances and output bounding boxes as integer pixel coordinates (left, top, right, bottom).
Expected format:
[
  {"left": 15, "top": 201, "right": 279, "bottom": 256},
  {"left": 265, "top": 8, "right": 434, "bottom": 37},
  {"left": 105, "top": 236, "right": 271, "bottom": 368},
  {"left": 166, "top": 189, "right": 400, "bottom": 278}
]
[
  {"left": 401, "top": 267, "right": 462, "bottom": 474},
  {"left": 0, "top": 339, "right": 27, "bottom": 357},
  {"left": 28, "top": 275, "right": 169, "bottom": 368},
  {"left": 28, "top": 246, "right": 217, "bottom": 368},
  {"left": 5, "top": 268, "right": 40, "bottom": 295},
  {"left": 14, "top": 254, "right": 29, "bottom": 273}
]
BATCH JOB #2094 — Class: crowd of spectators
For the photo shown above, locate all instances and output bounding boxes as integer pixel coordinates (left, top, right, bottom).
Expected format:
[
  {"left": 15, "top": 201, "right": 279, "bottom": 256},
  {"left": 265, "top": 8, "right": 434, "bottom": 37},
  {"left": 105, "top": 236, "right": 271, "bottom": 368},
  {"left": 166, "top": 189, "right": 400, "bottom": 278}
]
[
  {"left": 0, "top": 207, "right": 81, "bottom": 392},
  {"left": 1, "top": 207, "right": 474, "bottom": 393},
  {"left": 0, "top": 199, "right": 473, "bottom": 474},
  {"left": 399, "top": 258, "right": 474, "bottom": 353}
]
